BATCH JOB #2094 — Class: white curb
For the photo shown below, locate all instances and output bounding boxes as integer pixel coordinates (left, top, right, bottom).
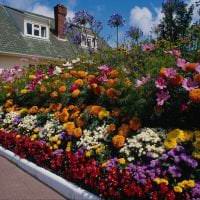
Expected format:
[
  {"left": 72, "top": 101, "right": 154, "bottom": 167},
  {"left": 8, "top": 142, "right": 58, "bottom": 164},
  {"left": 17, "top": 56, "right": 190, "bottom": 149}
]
[{"left": 0, "top": 146, "right": 101, "bottom": 200}]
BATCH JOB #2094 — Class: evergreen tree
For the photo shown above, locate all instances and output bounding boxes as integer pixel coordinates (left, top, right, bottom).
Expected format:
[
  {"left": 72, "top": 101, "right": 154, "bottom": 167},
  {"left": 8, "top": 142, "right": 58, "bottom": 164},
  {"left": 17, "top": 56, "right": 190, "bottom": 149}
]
[{"left": 158, "top": 0, "right": 194, "bottom": 42}]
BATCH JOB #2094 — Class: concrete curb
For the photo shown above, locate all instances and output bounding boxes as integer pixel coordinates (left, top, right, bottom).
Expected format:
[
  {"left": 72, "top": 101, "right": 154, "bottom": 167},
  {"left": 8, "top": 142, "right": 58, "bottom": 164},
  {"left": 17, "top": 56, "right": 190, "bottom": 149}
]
[{"left": 0, "top": 146, "right": 101, "bottom": 200}]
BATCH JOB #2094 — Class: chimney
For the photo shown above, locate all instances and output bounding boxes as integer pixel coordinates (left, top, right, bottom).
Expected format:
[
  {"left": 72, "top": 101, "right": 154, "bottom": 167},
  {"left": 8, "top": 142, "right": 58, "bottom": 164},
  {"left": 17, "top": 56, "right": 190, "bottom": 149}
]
[{"left": 54, "top": 4, "right": 67, "bottom": 39}]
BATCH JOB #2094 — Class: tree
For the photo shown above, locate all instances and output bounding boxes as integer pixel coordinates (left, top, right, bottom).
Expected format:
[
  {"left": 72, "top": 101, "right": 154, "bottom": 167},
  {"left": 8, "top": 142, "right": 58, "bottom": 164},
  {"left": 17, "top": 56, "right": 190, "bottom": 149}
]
[{"left": 158, "top": 0, "right": 194, "bottom": 42}]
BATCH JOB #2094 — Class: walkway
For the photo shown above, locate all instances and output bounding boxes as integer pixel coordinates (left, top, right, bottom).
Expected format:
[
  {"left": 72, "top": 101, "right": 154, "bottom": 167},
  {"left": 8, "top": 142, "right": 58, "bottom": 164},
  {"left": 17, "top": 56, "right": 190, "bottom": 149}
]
[{"left": 0, "top": 156, "right": 66, "bottom": 200}]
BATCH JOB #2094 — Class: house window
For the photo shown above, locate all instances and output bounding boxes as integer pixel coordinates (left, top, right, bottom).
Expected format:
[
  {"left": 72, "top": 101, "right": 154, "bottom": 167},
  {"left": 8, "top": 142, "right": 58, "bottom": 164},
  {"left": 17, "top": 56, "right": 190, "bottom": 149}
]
[
  {"left": 81, "top": 34, "right": 97, "bottom": 49},
  {"left": 25, "top": 21, "right": 49, "bottom": 39}
]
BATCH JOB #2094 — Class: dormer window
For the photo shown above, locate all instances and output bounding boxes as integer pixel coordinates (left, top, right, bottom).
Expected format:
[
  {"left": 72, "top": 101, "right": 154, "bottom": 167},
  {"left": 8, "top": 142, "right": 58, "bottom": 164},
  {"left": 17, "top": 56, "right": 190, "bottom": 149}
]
[
  {"left": 24, "top": 20, "right": 49, "bottom": 39},
  {"left": 81, "top": 34, "right": 97, "bottom": 49}
]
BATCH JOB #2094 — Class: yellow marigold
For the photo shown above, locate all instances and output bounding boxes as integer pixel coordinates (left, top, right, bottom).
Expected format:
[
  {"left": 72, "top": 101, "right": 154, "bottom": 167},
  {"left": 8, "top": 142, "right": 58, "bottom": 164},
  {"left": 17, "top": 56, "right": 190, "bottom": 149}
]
[
  {"left": 71, "top": 89, "right": 80, "bottom": 98},
  {"left": 85, "top": 150, "right": 92, "bottom": 157},
  {"left": 73, "top": 128, "right": 82, "bottom": 138},
  {"left": 118, "top": 158, "right": 126, "bottom": 165},
  {"left": 154, "top": 178, "right": 169, "bottom": 185},
  {"left": 178, "top": 180, "right": 196, "bottom": 189},
  {"left": 20, "top": 89, "right": 28, "bottom": 94},
  {"left": 174, "top": 186, "right": 183, "bottom": 193},
  {"left": 63, "top": 122, "right": 75, "bottom": 135},
  {"left": 189, "top": 89, "right": 200, "bottom": 103},
  {"left": 66, "top": 141, "right": 72, "bottom": 152},
  {"left": 112, "top": 135, "right": 125, "bottom": 148},
  {"left": 98, "top": 109, "right": 110, "bottom": 120},
  {"left": 164, "top": 139, "right": 177, "bottom": 150},
  {"left": 58, "top": 85, "right": 67, "bottom": 93},
  {"left": 74, "top": 79, "right": 84, "bottom": 87},
  {"left": 96, "top": 146, "right": 105, "bottom": 155},
  {"left": 192, "top": 151, "right": 200, "bottom": 159}
]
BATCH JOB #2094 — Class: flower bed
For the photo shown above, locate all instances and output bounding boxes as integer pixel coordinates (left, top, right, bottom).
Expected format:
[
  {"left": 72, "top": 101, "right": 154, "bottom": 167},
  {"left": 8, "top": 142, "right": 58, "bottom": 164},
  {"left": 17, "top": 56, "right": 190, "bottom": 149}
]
[{"left": 0, "top": 48, "right": 200, "bottom": 199}]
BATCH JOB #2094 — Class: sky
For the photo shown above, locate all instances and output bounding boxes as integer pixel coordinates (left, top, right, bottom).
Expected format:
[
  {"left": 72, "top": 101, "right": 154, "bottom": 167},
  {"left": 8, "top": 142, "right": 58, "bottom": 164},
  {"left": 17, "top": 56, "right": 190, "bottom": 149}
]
[{"left": 0, "top": 0, "right": 199, "bottom": 46}]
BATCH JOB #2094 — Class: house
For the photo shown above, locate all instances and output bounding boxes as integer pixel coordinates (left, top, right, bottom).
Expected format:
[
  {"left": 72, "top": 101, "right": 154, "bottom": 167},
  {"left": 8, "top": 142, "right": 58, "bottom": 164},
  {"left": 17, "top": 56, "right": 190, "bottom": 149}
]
[{"left": 0, "top": 4, "right": 107, "bottom": 68}]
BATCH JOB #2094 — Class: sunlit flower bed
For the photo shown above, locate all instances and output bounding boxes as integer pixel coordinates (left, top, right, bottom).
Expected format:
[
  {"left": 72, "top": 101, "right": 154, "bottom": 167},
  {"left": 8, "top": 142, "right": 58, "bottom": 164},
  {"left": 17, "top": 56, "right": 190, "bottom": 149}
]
[{"left": 0, "top": 49, "right": 200, "bottom": 199}]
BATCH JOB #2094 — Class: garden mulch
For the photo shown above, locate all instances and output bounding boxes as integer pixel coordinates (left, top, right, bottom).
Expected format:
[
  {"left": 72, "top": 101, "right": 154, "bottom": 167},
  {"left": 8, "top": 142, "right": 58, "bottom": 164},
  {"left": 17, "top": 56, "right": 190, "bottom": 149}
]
[{"left": 0, "top": 156, "right": 66, "bottom": 200}]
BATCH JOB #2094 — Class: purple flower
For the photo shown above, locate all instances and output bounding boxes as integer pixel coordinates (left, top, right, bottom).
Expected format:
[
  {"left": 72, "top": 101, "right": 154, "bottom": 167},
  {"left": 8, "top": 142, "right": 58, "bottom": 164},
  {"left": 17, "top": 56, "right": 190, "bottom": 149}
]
[
  {"left": 52, "top": 149, "right": 64, "bottom": 155},
  {"left": 73, "top": 10, "right": 94, "bottom": 26},
  {"left": 156, "top": 90, "right": 170, "bottom": 106},
  {"left": 155, "top": 77, "right": 167, "bottom": 89},
  {"left": 168, "top": 165, "right": 182, "bottom": 178},
  {"left": 191, "top": 182, "right": 200, "bottom": 198},
  {"left": 180, "top": 153, "right": 198, "bottom": 168},
  {"left": 182, "top": 78, "right": 199, "bottom": 91},
  {"left": 108, "top": 14, "right": 125, "bottom": 27}
]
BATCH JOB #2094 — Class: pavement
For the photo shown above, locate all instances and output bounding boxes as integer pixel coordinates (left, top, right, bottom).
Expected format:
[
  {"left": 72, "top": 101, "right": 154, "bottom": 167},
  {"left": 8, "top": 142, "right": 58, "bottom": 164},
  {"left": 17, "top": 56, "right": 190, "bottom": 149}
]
[{"left": 0, "top": 156, "right": 66, "bottom": 200}]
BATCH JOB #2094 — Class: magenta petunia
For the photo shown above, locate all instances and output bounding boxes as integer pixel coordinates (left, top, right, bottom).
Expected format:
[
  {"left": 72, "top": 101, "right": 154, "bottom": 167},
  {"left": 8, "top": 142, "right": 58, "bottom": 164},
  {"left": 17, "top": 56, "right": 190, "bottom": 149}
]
[
  {"left": 182, "top": 78, "right": 199, "bottom": 91},
  {"left": 156, "top": 90, "right": 170, "bottom": 106},
  {"left": 155, "top": 77, "right": 167, "bottom": 89}
]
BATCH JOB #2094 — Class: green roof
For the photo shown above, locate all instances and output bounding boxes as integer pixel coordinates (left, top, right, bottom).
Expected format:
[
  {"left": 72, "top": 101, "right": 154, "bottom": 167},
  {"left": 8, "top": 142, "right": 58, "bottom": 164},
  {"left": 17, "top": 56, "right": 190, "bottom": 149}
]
[{"left": 0, "top": 5, "right": 108, "bottom": 60}]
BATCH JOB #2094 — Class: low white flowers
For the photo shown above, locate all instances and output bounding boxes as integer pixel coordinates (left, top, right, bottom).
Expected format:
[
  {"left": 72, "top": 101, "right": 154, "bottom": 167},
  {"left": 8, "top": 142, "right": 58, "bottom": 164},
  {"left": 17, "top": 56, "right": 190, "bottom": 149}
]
[
  {"left": 77, "top": 124, "right": 109, "bottom": 150},
  {"left": 18, "top": 115, "right": 37, "bottom": 132},
  {"left": 39, "top": 119, "right": 63, "bottom": 139},
  {"left": 3, "top": 112, "right": 19, "bottom": 125},
  {"left": 120, "top": 128, "right": 166, "bottom": 162},
  {"left": 53, "top": 66, "right": 62, "bottom": 75}
]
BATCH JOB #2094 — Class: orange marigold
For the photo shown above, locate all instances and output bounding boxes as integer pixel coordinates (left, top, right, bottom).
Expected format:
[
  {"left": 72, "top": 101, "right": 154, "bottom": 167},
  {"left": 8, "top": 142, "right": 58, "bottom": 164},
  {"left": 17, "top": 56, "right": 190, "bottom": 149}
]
[
  {"left": 170, "top": 74, "right": 183, "bottom": 86},
  {"left": 49, "top": 103, "right": 62, "bottom": 112},
  {"left": 4, "top": 99, "right": 13, "bottom": 108},
  {"left": 109, "top": 70, "right": 119, "bottom": 79},
  {"left": 75, "top": 117, "right": 85, "bottom": 127},
  {"left": 185, "top": 63, "right": 198, "bottom": 72},
  {"left": 194, "top": 74, "right": 200, "bottom": 83},
  {"left": 73, "top": 128, "right": 82, "bottom": 138},
  {"left": 64, "top": 122, "right": 75, "bottom": 135},
  {"left": 71, "top": 89, "right": 80, "bottom": 98},
  {"left": 112, "top": 135, "right": 125, "bottom": 148},
  {"left": 106, "top": 88, "right": 120, "bottom": 99},
  {"left": 58, "top": 85, "right": 67, "bottom": 93},
  {"left": 28, "top": 106, "right": 39, "bottom": 114},
  {"left": 77, "top": 70, "right": 88, "bottom": 78},
  {"left": 107, "top": 124, "right": 116, "bottom": 133},
  {"left": 40, "top": 85, "right": 47, "bottom": 93},
  {"left": 118, "top": 124, "right": 130, "bottom": 137},
  {"left": 89, "top": 105, "right": 102, "bottom": 116},
  {"left": 74, "top": 79, "right": 84, "bottom": 87},
  {"left": 189, "top": 89, "right": 200, "bottom": 103},
  {"left": 129, "top": 117, "right": 141, "bottom": 131}
]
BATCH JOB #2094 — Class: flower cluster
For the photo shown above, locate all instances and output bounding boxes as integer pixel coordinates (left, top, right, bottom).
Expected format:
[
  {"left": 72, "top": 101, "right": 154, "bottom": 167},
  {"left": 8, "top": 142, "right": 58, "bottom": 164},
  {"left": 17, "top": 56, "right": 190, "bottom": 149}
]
[{"left": 120, "top": 128, "right": 166, "bottom": 161}]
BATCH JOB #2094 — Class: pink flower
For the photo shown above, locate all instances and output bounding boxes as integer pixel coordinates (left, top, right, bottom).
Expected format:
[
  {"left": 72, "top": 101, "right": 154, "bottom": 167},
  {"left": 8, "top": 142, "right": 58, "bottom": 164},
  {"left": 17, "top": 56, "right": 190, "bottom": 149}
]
[
  {"left": 176, "top": 58, "right": 187, "bottom": 71},
  {"left": 98, "top": 65, "right": 112, "bottom": 74},
  {"left": 97, "top": 75, "right": 108, "bottom": 83},
  {"left": 165, "top": 49, "right": 181, "bottom": 58},
  {"left": 162, "top": 68, "right": 177, "bottom": 78},
  {"left": 155, "top": 77, "right": 167, "bottom": 89},
  {"left": 141, "top": 43, "right": 155, "bottom": 52},
  {"left": 135, "top": 74, "right": 151, "bottom": 88},
  {"left": 156, "top": 90, "right": 170, "bottom": 106},
  {"left": 195, "top": 65, "right": 200, "bottom": 73},
  {"left": 182, "top": 78, "right": 198, "bottom": 91}
]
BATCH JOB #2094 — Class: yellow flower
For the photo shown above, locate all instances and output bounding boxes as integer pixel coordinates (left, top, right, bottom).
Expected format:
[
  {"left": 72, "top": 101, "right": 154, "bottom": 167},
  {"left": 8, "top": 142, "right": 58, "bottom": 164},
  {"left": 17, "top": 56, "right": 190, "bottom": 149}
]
[
  {"left": 66, "top": 142, "right": 72, "bottom": 152},
  {"left": 19, "top": 108, "right": 28, "bottom": 114},
  {"left": 167, "top": 129, "right": 185, "bottom": 142},
  {"left": 118, "top": 158, "right": 126, "bottom": 165},
  {"left": 96, "top": 145, "right": 105, "bottom": 155},
  {"left": 186, "top": 180, "right": 196, "bottom": 188},
  {"left": 164, "top": 139, "right": 177, "bottom": 149},
  {"left": 98, "top": 109, "right": 110, "bottom": 120},
  {"left": 85, "top": 150, "right": 92, "bottom": 157},
  {"left": 53, "top": 144, "right": 58, "bottom": 150},
  {"left": 71, "top": 89, "right": 80, "bottom": 98},
  {"left": 174, "top": 186, "right": 183, "bottom": 193},
  {"left": 154, "top": 178, "right": 169, "bottom": 185},
  {"left": 102, "top": 162, "right": 108, "bottom": 168},
  {"left": 192, "top": 151, "right": 200, "bottom": 159},
  {"left": 20, "top": 89, "right": 28, "bottom": 94},
  {"left": 29, "top": 75, "right": 36, "bottom": 80},
  {"left": 177, "top": 180, "right": 196, "bottom": 189},
  {"left": 183, "top": 130, "right": 193, "bottom": 141}
]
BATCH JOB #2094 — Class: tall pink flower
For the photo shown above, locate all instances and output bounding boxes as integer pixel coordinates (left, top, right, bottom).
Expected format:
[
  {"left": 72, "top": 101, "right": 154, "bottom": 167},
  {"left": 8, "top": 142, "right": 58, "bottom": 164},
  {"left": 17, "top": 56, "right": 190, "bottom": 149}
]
[
  {"left": 155, "top": 77, "right": 167, "bottom": 89},
  {"left": 141, "top": 43, "right": 155, "bottom": 52},
  {"left": 156, "top": 90, "right": 170, "bottom": 106}
]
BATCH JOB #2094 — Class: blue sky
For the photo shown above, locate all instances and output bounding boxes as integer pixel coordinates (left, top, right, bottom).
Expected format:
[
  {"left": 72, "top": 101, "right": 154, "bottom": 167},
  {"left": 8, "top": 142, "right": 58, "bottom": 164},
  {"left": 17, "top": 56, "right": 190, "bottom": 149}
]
[{"left": 0, "top": 0, "right": 198, "bottom": 46}]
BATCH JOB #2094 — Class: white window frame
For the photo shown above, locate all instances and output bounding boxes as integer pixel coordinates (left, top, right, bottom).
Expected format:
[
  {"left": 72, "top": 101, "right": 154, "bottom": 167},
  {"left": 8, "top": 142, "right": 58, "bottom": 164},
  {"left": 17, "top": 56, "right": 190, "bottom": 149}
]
[
  {"left": 24, "top": 20, "right": 49, "bottom": 40},
  {"left": 81, "top": 33, "right": 97, "bottom": 49}
]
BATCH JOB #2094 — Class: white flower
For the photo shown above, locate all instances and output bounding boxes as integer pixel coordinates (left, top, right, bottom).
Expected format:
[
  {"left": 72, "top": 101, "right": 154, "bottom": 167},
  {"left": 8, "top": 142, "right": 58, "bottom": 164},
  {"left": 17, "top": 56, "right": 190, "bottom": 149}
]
[
  {"left": 53, "top": 66, "right": 62, "bottom": 75},
  {"left": 71, "top": 58, "right": 80, "bottom": 64},
  {"left": 63, "top": 62, "right": 72, "bottom": 67},
  {"left": 18, "top": 115, "right": 37, "bottom": 132}
]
